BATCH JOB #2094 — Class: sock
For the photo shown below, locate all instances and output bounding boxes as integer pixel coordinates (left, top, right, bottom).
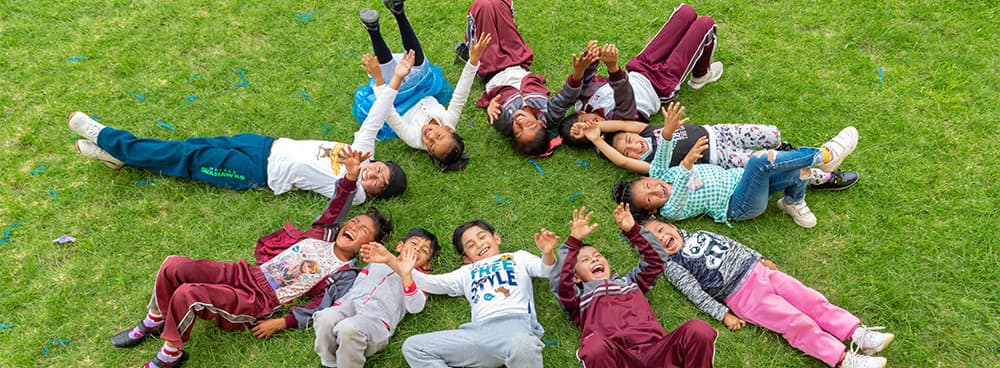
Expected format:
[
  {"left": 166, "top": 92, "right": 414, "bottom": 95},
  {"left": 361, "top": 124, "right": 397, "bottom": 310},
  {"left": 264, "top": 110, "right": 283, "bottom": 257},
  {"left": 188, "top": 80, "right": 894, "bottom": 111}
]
[
  {"left": 810, "top": 169, "right": 832, "bottom": 185},
  {"left": 820, "top": 146, "right": 832, "bottom": 164},
  {"left": 144, "top": 344, "right": 182, "bottom": 368},
  {"left": 128, "top": 312, "right": 164, "bottom": 339}
]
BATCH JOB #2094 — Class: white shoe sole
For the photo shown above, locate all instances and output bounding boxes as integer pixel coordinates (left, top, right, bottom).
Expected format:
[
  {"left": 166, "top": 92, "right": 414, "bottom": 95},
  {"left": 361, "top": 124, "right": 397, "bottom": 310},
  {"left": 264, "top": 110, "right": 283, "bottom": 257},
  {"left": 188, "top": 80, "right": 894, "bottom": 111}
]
[
  {"left": 76, "top": 140, "right": 124, "bottom": 169},
  {"left": 817, "top": 126, "right": 858, "bottom": 172}
]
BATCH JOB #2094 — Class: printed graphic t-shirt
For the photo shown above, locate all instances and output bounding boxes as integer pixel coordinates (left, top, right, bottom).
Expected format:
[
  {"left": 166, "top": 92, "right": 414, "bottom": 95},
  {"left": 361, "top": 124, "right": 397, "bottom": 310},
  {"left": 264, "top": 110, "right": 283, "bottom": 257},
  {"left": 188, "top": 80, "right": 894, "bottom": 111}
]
[
  {"left": 266, "top": 138, "right": 367, "bottom": 206},
  {"left": 259, "top": 238, "right": 350, "bottom": 304},
  {"left": 412, "top": 251, "right": 553, "bottom": 322}
]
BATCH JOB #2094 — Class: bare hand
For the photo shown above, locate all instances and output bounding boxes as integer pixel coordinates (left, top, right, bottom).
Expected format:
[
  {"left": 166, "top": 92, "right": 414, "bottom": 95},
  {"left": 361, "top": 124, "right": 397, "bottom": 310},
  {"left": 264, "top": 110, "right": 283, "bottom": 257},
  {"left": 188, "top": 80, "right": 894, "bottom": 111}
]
[
  {"left": 397, "top": 247, "right": 417, "bottom": 274},
  {"left": 582, "top": 121, "right": 601, "bottom": 141},
  {"left": 613, "top": 202, "right": 635, "bottom": 232},
  {"left": 600, "top": 44, "right": 619, "bottom": 73},
  {"left": 251, "top": 318, "right": 287, "bottom": 339},
  {"left": 660, "top": 102, "right": 689, "bottom": 141},
  {"left": 568, "top": 207, "right": 598, "bottom": 240},
  {"left": 723, "top": 313, "right": 746, "bottom": 331},
  {"left": 341, "top": 145, "right": 372, "bottom": 182},
  {"left": 361, "top": 53, "right": 384, "bottom": 86},
  {"left": 572, "top": 48, "right": 601, "bottom": 81},
  {"left": 681, "top": 136, "right": 709, "bottom": 170},
  {"left": 486, "top": 95, "right": 501, "bottom": 125},
  {"left": 569, "top": 122, "right": 586, "bottom": 140},
  {"left": 360, "top": 242, "right": 393, "bottom": 264},
  {"left": 394, "top": 50, "right": 416, "bottom": 79},
  {"left": 760, "top": 259, "right": 777, "bottom": 270},
  {"left": 468, "top": 33, "right": 492, "bottom": 66},
  {"left": 533, "top": 228, "right": 561, "bottom": 254}
]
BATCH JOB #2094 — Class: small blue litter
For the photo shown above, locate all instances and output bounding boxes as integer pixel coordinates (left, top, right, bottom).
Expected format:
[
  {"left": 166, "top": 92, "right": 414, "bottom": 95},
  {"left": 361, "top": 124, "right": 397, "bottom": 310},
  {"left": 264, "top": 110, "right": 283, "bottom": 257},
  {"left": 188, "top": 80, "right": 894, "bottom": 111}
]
[
  {"left": 0, "top": 323, "right": 11, "bottom": 329},
  {"left": 185, "top": 95, "right": 197, "bottom": 105},
  {"left": 30, "top": 166, "right": 46, "bottom": 175},
  {"left": 49, "top": 188, "right": 58, "bottom": 200},
  {"left": 43, "top": 339, "right": 70, "bottom": 355},
  {"left": 156, "top": 119, "right": 175, "bottom": 131},
  {"left": 188, "top": 73, "right": 202, "bottom": 82},
  {"left": 234, "top": 68, "right": 248, "bottom": 87},
  {"left": 575, "top": 159, "right": 589, "bottom": 168},
  {"left": 301, "top": 89, "right": 315, "bottom": 104},
  {"left": 493, "top": 193, "right": 513, "bottom": 204},
  {"left": 67, "top": 56, "right": 84, "bottom": 62},
  {"left": 295, "top": 9, "right": 315, "bottom": 22},
  {"left": 129, "top": 90, "right": 145, "bottom": 102},
  {"left": 569, "top": 191, "right": 581, "bottom": 203},
  {"left": 527, "top": 159, "right": 544, "bottom": 176}
]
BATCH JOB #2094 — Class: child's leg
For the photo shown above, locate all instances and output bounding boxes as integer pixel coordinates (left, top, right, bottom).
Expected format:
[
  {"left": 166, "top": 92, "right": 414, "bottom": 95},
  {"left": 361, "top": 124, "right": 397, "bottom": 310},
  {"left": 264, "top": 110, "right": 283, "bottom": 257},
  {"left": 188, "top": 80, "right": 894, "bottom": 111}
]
[
  {"left": 466, "top": 0, "right": 533, "bottom": 77},
  {"left": 725, "top": 263, "right": 847, "bottom": 367},
  {"left": 402, "top": 315, "right": 542, "bottom": 368},
  {"left": 97, "top": 128, "right": 272, "bottom": 191},
  {"left": 727, "top": 148, "right": 821, "bottom": 221},
  {"left": 768, "top": 269, "right": 861, "bottom": 342},
  {"left": 576, "top": 333, "right": 640, "bottom": 367},
  {"left": 312, "top": 304, "right": 353, "bottom": 367},
  {"left": 332, "top": 314, "right": 392, "bottom": 367},
  {"left": 364, "top": 16, "right": 394, "bottom": 65},
  {"left": 642, "top": 319, "right": 718, "bottom": 368},
  {"left": 626, "top": 4, "right": 716, "bottom": 100},
  {"left": 389, "top": 2, "right": 425, "bottom": 66}
]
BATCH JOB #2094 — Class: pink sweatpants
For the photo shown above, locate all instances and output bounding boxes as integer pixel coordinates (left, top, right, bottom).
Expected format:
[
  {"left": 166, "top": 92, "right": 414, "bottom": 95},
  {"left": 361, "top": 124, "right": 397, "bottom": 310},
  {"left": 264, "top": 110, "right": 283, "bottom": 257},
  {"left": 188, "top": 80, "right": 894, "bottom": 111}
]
[{"left": 725, "top": 262, "right": 860, "bottom": 366}]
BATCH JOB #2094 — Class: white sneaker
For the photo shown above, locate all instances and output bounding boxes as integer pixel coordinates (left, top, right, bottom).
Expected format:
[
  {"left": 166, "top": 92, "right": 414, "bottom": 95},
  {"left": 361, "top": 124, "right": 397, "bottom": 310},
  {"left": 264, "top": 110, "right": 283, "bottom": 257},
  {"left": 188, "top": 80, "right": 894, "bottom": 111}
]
[
  {"left": 816, "top": 126, "right": 858, "bottom": 172},
  {"left": 776, "top": 197, "right": 817, "bottom": 228},
  {"left": 687, "top": 61, "right": 724, "bottom": 90},
  {"left": 76, "top": 140, "right": 123, "bottom": 169},
  {"left": 68, "top": 111, "right": 107, "bottom": 142},
  {"left": 851, "top": 325, "right": 894, "bottom": 355},
  {"left": 840, "top": 351, "right": 886, "bottom": 368}
]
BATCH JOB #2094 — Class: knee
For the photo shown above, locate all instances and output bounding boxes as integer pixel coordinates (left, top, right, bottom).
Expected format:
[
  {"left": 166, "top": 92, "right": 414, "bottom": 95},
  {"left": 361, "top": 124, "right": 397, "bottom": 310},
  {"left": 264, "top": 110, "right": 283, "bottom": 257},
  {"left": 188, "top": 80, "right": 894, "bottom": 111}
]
[
  {"left": 680, "top": 319, "right": 718, "bottom": 343},
  {"left": 333, "top": 318, "right": 365, "bottom": 341},
  {"left": 577, "top": 335, "right": 613, "bottom": 361},
  {"left": 693, "top": 15, "right": 716, "bottom": 31},
  {"left": 674, "top": 4, "right": 697, "bottom": 21},
  {"left": 312, "top": 311, "right": 336, "bottom": 334},
  {"left": 507, "top": 333, "right": 543, "bottom": 359},
  {"left": 401, "top": 335, "right": 426, "bottom": 360}
]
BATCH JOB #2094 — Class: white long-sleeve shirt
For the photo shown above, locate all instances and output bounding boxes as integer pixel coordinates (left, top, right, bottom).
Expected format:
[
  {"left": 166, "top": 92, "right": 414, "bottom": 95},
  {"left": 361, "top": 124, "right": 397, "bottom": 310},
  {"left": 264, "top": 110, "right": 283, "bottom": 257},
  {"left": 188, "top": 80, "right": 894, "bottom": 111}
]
[
  {"left": 412, "top": 251, "right": 553, "bottom": 323},
  {"left": 383, "top": 61, "right": 479, "bottom": 151}
]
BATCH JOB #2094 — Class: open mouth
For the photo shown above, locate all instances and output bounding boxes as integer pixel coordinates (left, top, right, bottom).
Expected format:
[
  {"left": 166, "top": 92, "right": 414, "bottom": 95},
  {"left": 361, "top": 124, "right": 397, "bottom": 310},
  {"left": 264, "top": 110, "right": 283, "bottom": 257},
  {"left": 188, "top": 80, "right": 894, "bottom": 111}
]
[
  {"left": 590, "top": 263, "right": 606, "bottom": 276},
  {"left": 478, "top": 247, "right": 490, "bottom": 257},
  {"left": 640, "top": 141, "right": 648, "bottom": 155},
  {"left": 343, "top": 231, "right": 356, "bottom": 242},
  {"left": 423, "top": 126, "right": 433, "bottom": 139},
  {"left": 663, "top": 237, "right": 676, "bottom": 251}
]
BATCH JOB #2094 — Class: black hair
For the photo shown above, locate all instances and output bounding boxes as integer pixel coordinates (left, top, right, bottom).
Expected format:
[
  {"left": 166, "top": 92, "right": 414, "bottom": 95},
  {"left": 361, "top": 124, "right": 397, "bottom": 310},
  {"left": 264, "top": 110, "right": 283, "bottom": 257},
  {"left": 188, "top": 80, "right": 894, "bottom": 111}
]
[
  {"left": 612, "top": 180, "right": 655, "bottom": 222},
  {"left": 401, "top": 227, "right": 441, "bottom": 261},
  {"left": 430, "top": 132, "right": 469, "bottom": 172},
  {"left": 374, "top": 161, "right": 407, "bottom": 199},
  {"left": 513, "top": 129, "right": 551, "bottom": 157},
  {"left": 365, "top": 207, "right": 393, "bottom": 244},
  {"left": 451, "top": 219, "right": 496, "bottom": 257}
]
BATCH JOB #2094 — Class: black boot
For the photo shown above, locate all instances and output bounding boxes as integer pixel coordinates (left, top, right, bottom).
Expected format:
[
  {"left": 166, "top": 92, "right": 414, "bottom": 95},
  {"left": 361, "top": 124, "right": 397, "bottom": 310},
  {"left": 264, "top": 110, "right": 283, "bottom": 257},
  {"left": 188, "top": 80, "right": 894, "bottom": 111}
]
[{"left": 360, "top": 8, "right": 379, "bottom": 32}]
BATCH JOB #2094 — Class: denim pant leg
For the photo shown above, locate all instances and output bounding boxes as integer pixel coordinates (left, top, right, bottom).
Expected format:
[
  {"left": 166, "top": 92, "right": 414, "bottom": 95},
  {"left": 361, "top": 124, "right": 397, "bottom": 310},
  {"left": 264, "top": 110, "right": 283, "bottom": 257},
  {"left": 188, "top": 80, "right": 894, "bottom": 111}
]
[{"left": 728, "top": 148, "right": 820, "bottom": 221}]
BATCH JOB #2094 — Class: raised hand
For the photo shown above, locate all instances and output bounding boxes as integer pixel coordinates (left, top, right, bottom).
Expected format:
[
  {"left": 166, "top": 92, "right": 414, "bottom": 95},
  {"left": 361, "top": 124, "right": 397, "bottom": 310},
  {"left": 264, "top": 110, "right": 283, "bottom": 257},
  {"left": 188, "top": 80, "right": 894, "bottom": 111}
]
[
  {"left": 397, "top": 247, "right": 418, "bottom": 275},
  {"left": 572, "top": 46, "right": 601, "bottom": 81},
  {"left": 533, "top": 228, "right": 561, "bottom": 255},
  {"left": 582, "top": 121, "right": 601, "bottom": 141},
  {"left": 340, "top": 145, "right": 372, "bottom": 182},
  {"left": 613, "top": 202, "right": 636, "bottom": 232},
  {"left": 394, "top": 50, "right": 416, "bottom": 79},
  {"left": 468, "top": 32, "right": 492, "bottom": 66},
  {"left": 681, "top": 136, "right": 709, "bottom": 170},
  {"left": 600, "top": 43, "right": 619, "bottom": 73},
  {"left": 361, "top": 53, "right": 384, "bottom": 86},
  {"left": 486, "top": 95, "right": 502, "bottom": 125},
  {"left": 360, "top": 242, "right": 393, "bottom": 264},
  {"left": 568, "top": 206, "right": 598, "bottom": 240},
  {"left": 659, "top": 102, "right": 689, "bottom": 141}
]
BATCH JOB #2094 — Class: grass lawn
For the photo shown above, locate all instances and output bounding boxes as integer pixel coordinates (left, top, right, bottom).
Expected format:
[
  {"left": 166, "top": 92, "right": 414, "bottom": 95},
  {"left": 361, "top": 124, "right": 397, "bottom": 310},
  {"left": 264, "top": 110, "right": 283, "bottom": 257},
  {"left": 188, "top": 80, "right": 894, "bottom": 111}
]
[{"left": 1, "top": 0, "right": 997, "bottom": 367}]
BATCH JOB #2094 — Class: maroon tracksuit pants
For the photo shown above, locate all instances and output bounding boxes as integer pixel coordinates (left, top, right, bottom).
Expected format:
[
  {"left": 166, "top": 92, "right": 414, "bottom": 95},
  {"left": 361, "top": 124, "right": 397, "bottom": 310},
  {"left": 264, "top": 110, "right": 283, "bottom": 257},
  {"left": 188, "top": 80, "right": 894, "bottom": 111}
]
[
  {"left": 150, "top": 256, "right": 280, "bottom": 348},
  {"left": 465, "top": 0, "right": 534, "bottom": 78},
  {"left": 577, "top": 319, "right": 717, "bottom": 368},
  {"left": 626, "top": 4, "right": 717, "bottom": 101}
]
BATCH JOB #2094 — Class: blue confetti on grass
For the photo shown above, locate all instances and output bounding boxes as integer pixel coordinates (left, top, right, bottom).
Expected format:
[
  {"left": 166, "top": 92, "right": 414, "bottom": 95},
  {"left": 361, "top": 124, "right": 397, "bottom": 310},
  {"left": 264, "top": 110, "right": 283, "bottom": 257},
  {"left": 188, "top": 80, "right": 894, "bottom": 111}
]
[
  {"left": 470, "top": 121, "right": 476, "bottom": 128},
  {"left": 738, "top": 99, "right": 745, "bottom": 104},
  {"left": 128, "top": 90, "right": 145, "bottom": 102},
  {"left": 185, "top": 95, "right": 197, "bottom": 105},
  {"left": 0, "top": 323, "right": 11, "bottom": 329},
  {"left": 0, "top": 223, "right": 21, "bottom": 245},
  {"left": 544, "top": 338, "right": 559, "bottom": 347},
  {"left": 91, "top": 114, "right": 99, "bottom": 121},
  {"left": 188, "top": 73, "right": 202, "bottom": 82},
  {"left": 575, "top": 159, "right": 589, "bottom": 169},
  {"left": 878, "top": 67, "right": 884, "bottom": 84},
  {"left": 234, "top": 68, "right": 248, "bottom": 87},
  {"left": 339, "top": 50, "right": 357, "bottom": 58},
  {"left": 616, "top": 234, "right": 630, "bottom": 244},
  {"left": 569, "top": 191, "right": 581, "bottom": 203},
  {"left": 67, "top": 56, "right": 85, "bottom": 62},
  {"left": 321, "top": 122, "right": 333, "bottom": 138},
  {"left": 527, "top": 159, "right": 544, "bottom": 176},
  {"left": 49, "top": 187, "right": 58, "bottom": 199},
  {"left": 30, "top": 166, "right": 46, "bottom": 175},
  {"left": 301, "top": 89, "right": 314, "bottom": 104},
  {"left": 43, "top": 339, "right": 70, "bottom": 355},
  {"left": 135, "top": 180, "right": 151, "bottom": 185},
  {"left": 493, "top": 193, "right": 513, "bottom": 204},
  {"left": 156, "top": 119, "right": 175, "bottom": 131},
  {"left": 70, "top": 133, "right": 80, "bottom": 141},
  {"left": 295, "top": 9, "right": 315, "bottom": 22}
]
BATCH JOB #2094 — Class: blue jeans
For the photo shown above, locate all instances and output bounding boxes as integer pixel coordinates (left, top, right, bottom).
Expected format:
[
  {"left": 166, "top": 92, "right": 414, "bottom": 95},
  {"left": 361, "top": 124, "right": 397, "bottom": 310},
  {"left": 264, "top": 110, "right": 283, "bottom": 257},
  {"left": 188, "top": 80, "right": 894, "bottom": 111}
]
[
  {"left": 727, "top": 148, "right": 821, "bottom": 221},
  {"left": 97, "top": 127, "right": 273, "bottom": 191}
]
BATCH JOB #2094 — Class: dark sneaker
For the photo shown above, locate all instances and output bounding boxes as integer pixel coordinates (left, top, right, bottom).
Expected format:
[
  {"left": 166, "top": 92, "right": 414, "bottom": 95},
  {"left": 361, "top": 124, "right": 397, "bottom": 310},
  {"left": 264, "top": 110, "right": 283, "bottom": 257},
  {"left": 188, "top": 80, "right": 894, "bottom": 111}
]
[
  {"left": 774, "top": 141, "right": 796, "bottom": 151},
  {"left": 359, "top": 8, "right": 379, "bottom": 32},
  {"left": 810, "top": 171, "right": 860, "bottom": 191},
  {"left": 111, "top": 322, "right": 161, "bottom": 348},
  {"left": 382, "top": 0, "right": 404, "bottom": 15},
  {"left": 454, "top": 42, "right": 469, "bottom": 64},
  {"left": 146, "top": 351, "right": 189, "bottom": 368}
]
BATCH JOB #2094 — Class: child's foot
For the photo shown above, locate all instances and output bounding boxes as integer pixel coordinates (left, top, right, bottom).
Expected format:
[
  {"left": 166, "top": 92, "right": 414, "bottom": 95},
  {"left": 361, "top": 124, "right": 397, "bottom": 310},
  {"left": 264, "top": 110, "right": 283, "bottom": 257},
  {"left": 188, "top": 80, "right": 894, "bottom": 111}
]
[
  {"left": 111, "top": 321, "right": 160, "bottom": 348},
  {"left": 851, "top": 325, "right": 894, "bottom": 355},
  {"left": 68, "top": 111, "right": 106, "bottom": 142},
  {"left": 687, "top": 61, "right": 724, "bottom": 90},
  {"left": 359, "top": 8, "right": 379, "bottom": 32},
  {"left": 816, "top": 126, "right": 858, "bottom": 172},
  {"left": 840, "top": 351, "right": 886, "bottom": 368},
  {"left": 455, "top": 42, "right": 470, "bottom": 64},
  {"left": 776, "top": 197, "right": 817, "bottom": 228},
  {"left": 77, "top": 140, "right": 124, "bottom": 169},
  {"left": 810, "top": 171, "right": 860, "bottom": 191},
  {"left": 382, "top": 0, "right": 404, "bottom": 15},
  {"left": 144, "top": 349, "right": 188, "bottom": 368}
]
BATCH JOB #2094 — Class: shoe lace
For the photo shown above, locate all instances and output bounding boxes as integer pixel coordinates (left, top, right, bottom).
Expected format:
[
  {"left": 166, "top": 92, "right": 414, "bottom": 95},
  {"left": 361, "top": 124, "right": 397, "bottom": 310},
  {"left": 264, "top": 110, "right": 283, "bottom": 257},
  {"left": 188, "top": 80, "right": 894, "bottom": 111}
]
[{"left": 850, "top": 325, "right": 886, "bottom": 354}]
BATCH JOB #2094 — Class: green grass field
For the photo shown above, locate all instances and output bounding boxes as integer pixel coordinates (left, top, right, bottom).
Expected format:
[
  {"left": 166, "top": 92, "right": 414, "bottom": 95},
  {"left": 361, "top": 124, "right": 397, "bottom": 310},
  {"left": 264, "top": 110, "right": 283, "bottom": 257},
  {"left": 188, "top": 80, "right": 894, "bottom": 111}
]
[{"left": 1, "top": 0, "right": 997, "bottom": 367}]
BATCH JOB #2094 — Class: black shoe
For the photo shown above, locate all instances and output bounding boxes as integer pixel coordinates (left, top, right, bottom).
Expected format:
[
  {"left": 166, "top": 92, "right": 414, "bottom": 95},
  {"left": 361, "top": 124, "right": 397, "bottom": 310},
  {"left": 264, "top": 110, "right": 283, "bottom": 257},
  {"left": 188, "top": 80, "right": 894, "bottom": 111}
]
[
  {"left": 382, "top": 0, "right": 404, "bottom": 15},
  {"left": 454, "top": 42, "right": 470, "bottom": 64},
  {"left": 775, "top": 141, "right": 796, "bottom": 151},
  {"left": 810, "top": 171, "right": 860, "bottom": 191},
  {"left": 359, "top": 8, "right": 379, "bottom": 32},
  {"left": 111, "top": 322, "right": 161, "bottom": 348},
  {"left": 147, "top": 351, "right": 189, "bottom": 368}
]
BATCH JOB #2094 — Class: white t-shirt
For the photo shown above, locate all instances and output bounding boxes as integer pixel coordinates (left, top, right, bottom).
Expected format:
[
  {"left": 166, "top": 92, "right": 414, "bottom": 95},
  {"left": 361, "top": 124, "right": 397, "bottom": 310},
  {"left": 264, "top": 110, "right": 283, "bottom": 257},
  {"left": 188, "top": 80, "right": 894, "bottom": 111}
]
[
  {"left": 259, "top": 238, "right": 350, "bottom": 304},
  {"left": 576, "top": 71, "right": 659, "bottom": 119},
  {"left": 265, "top": 87, "right": 399, "bottom": 204},
  {"left": 384, "top": 61, "right": 479, "bottom": 150},
  {"left": 412, "top": 251, "right": 553, "bottom": 323}
]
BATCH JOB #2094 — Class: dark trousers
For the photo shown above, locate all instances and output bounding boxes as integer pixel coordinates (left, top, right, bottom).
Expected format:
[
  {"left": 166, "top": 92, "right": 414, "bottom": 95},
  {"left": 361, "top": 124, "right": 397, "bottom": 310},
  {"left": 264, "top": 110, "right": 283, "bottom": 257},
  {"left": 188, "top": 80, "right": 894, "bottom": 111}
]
[
  {"left": 466, "top": 0, "right": 534, "bottom": 78},
  {"left": 626, "top": 4, "right": 717, "bottom": 101},
  {"left": 577, "top": 319, "right": 717, "bottom": 368}
]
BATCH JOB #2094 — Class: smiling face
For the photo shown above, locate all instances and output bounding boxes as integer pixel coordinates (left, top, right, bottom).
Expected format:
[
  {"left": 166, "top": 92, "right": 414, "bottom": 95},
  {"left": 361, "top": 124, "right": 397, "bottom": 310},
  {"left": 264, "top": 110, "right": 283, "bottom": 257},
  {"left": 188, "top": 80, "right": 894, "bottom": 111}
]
[
  {"left": 396, "top": 236, "right": 435, "bottom": 270},
  {"left": 421, "top": 121, "right": 458, "bottom": 160},
  {"left": 612, "top": 132, "right": 650, "bottom": 159},
  {"left": 359, "top": 162, "right": 390, "bottom": 195},
  {"left": 574, "top": 245, "right": 611, "bottom": 282},
  {"left": 631, "top": 177, "right": 672, "bottom": 212},
  {"left": 459, "top": 225, "right": 502, "bottom": 263},
  {"left": 512, "top": 109, "right": 544, "bottom": 146},
  {"left": 644, "top": 219, "right": 684, "bottom": 255},
  {"left": 335, "top": 215, "right": 378, "bottom": 254}
]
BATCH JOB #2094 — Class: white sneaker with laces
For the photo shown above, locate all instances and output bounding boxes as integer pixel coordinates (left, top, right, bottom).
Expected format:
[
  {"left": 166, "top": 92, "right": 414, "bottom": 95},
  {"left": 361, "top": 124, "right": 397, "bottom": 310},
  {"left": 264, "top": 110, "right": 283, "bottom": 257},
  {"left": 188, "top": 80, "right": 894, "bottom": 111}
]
[
  {"left": 776, "top": 197, "right": 817, "bottom": 228},
  {"left": 68, "top": 111, "right": 106, "bottom": 142},
  {"left": 76, "top": 140, "right": 124, "bottom": 169},
  {"left": 851, "top": 325, "right": 894, "bottom": 355},
  {"left": 687, "top": 61, "right": 724, "bottom": 90},
  {"left": 816, "top": 126, "right": 858, "bottom": 172},
  {"left": 840, "top": 350, "right": 886, "bottom": 368}
]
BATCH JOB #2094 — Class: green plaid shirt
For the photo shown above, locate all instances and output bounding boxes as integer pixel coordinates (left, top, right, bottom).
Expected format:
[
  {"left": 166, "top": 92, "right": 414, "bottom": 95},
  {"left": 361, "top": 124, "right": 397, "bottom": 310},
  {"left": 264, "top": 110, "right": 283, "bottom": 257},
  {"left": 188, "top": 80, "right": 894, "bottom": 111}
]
[{"left": 649, "top": 135, "right": 743, "bottom": 224}]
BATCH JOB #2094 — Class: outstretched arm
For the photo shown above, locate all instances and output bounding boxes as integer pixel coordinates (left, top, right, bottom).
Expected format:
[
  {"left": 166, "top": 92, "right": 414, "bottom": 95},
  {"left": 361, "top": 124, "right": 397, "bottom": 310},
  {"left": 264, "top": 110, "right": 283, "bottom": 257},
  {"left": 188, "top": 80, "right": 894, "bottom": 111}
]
[
  {"left": 312, "top": 146, "right": 370, "bottom": 227},
  {"left": 581, "top": 121, "right": 651, "bottom": 174}
]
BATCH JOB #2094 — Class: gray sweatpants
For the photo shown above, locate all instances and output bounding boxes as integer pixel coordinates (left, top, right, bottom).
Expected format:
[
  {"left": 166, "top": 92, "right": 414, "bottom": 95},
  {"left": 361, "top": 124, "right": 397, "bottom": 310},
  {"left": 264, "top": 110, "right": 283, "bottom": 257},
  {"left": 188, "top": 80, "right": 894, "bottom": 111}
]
[
  {"left": 313, "top": 303, "right": 391, "bottom": 368},
  {"left": 402, "top": 313, "right": 544, "bottom": 368}
]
